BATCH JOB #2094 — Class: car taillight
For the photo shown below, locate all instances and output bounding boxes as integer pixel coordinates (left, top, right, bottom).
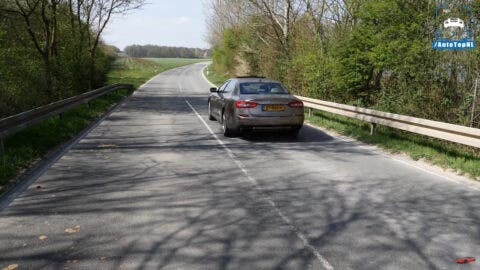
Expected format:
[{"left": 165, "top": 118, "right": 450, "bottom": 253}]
[
  {"left": 236, "top": 101, "right": 258, "bottom": 108},
  {"left": 288, "top": 101, "right": 304, "bottom": 108}
]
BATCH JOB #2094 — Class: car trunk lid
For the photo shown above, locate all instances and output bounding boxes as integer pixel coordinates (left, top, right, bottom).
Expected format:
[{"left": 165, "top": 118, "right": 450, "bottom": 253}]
[{"left": 239, "top": 94, "right": 299, "bottom": 117}]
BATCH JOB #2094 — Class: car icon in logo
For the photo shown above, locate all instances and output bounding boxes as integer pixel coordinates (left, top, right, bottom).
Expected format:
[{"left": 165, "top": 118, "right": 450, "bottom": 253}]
[{"left": 444, "top": 18, "right": 465, "bottom": 29}]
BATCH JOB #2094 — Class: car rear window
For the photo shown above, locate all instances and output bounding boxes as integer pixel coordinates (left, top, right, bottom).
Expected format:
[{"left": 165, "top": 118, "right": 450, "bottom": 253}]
[{"left": 239, "top": 82, "right": 289, "bottom": 95}]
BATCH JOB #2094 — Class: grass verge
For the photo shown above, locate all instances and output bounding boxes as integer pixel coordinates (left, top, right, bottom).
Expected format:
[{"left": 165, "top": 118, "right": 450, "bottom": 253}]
[
  {"left": 0, "top": 57, "right": 208, "bottom": 192},
  {"left": 204, "top": 64, "right": 228, "bottom": 86},
  {"left": 306, "top": 109, "right": 480, "bottom": 179}
]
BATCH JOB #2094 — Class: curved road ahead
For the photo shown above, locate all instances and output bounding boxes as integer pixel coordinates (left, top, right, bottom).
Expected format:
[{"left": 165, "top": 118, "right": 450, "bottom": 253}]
[{"left": 1, "top": 63, "right": 480, "bottom": 270}]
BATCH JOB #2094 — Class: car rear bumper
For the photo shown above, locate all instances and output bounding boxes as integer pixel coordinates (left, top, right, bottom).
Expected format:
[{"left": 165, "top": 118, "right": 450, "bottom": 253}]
[{"left": 236, "top": 115, "right": 304, "bottom": 128}]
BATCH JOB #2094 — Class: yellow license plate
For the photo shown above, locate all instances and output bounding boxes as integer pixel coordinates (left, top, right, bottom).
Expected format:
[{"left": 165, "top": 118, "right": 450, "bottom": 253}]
[{"left": 263, "top": 104, "right": 285, "bottom": 111}]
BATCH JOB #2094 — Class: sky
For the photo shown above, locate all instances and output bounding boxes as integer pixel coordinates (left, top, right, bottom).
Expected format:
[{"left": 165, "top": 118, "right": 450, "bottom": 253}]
[{"left": 103, "top": 0, "right": 210, "bottom": 51}]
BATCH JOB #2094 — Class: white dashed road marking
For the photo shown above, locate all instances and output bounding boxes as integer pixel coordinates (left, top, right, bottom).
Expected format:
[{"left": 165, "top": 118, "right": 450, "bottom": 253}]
[{"left": 180, "top": 80, "right": 334, "bottom": 270}]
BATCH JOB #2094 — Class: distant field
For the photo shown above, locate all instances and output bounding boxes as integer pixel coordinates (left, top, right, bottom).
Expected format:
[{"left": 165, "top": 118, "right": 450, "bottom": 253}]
[
  {"left": 145, "top": 58, "right": 209, "bottom": 66},
  {"left": 108, "top": 57, "right": 209, "bottom": 88}
]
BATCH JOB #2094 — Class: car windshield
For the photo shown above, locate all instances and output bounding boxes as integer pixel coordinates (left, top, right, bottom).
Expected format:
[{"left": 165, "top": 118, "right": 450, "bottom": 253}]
[{"left": 239, "top": 82, "right": 289, "bottom": 95}]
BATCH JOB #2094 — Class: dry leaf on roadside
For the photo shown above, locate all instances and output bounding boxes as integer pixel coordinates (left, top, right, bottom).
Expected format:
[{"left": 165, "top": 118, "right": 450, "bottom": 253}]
[
  {"left": 2, "top": 264, "right": 18, "bottom": 270},
  {"left": 98, "top": 144, "right": 117, "bottom": 148},
  {"left": 38, "top": 235, "right": 47, "bottom": 240},
  {"left": 65, "top": 225, "right": 80, "bottom": 234}
]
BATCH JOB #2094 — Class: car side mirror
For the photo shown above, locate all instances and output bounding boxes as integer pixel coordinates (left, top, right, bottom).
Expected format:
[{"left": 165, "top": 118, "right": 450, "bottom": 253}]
[{"left": 210, "top": 87, "right": 218, "bottom": 93}]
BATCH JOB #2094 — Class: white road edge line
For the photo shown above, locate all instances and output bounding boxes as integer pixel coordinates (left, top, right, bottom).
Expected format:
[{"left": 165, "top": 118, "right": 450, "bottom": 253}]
[
  {"left": 305, "top": 123, "right": 480, "bottom": 190},
  {"left": 200, "top": 63, "right": 476, "bottom": 189},
  {"left": 179, "top": 78, "right": 334, "bottom": 270},
  {"left": 201, "top": 63, "right": 218, "bottom": 88},
  {"left": 139, "top": 74, "right": 159, "bottom": 90}
]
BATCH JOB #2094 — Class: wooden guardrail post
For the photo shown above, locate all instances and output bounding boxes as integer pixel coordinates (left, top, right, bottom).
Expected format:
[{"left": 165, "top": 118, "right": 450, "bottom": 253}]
[
  {"left": 471, "top": 77, "right": 478, "bottom": 127},
  {"left": 0, "top": 138, "right": 5, "bottom": 171},
  {"left": 0, "top": 138, "right": 4, "bottom": 156},
  {"left": 308, "top": 108, "right": 312, "bottom": 117},
  {"left": 127, "top": 85, "right": 135, "bottom": 97},
  {"left": 370, "top": 123, "right": 377, "bottom": 135}
]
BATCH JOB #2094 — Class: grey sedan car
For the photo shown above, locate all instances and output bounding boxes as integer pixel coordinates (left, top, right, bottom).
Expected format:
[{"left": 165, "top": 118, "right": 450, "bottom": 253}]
[{"left": 208, "top": 77, "right": 304, "bottom": 137}]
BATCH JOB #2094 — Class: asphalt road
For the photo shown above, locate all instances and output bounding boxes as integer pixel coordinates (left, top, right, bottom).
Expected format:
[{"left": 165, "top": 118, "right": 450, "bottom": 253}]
[{"left": 1, "top": 62, "right": 480, "bottom": 270}]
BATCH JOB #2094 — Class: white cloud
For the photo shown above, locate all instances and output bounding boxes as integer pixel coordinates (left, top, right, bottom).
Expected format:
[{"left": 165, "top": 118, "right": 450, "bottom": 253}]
[{"left": 176, "top": 16, "right": 191, "bottom": 24}]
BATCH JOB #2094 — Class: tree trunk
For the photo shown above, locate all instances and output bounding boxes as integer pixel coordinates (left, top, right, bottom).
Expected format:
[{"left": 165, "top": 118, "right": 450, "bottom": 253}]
[
  {"left": 43, "top": 54, "right": 54, "bottom": 98},
  {"left": 88, "top": 48, "right": 97, "bottom": 89}
]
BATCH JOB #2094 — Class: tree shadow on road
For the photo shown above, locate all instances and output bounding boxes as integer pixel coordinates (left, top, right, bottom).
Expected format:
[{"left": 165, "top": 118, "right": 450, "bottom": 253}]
[{"left": 1, "top": 94, "right": 479, "bottom": 270}]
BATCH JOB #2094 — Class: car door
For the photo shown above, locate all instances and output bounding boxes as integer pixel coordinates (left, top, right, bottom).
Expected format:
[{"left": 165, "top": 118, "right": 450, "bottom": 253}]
[
  {"left": 219, "top": 80, "right": 236, "bottom": 118},
  {"left": 210, "top": 80, "right": 230, "bottom": 118}
]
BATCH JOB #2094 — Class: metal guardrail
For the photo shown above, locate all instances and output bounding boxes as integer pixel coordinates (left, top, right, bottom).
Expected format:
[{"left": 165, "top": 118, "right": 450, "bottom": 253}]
[
  {"left": 0, "top": 83, "right": 134, "bottom": 149},
  {"left": 297, "top": 95, "right": 480, "bottom": 149}
]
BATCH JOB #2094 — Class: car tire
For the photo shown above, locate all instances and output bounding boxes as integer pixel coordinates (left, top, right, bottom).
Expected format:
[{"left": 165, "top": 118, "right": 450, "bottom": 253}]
[
  {"left": 222, "top": 111, "right": 238, "bottom": 137},
  {"left": 289, "top": 125, "right": 302, "bottom": 137},
  {"left": 208, "top": 102, "right": 215, "bottom": 121}
]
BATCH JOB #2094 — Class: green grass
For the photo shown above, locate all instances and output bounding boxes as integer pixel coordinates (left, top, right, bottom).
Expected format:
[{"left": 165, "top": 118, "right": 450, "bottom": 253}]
[
  {"left": 146, "top": 58, "right": 209, "bottom": 66},
  {"left": 306, "top": 109, "right": 480, "bottom": 179},
  {"left": 108, "top": 57, "right": 208, "bottom": 87},
  {"left": 0, "top": 57, "right": 208, "bottom": 192},
  {"left": 204, "top": 64, "right": 228, "bottom": 86}
]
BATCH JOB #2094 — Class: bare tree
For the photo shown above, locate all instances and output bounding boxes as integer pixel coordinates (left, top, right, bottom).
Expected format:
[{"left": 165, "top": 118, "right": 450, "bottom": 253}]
[
  {"left": 2, "top": 0, "right": 145, "bottom": 92},
  {"left": 325, "top": 0, "right": 364, "bottom": 29},
  {"left": 206, "top": 0, "right": 311, "bottom": 54},
  {"left": 245, "top": 0, "right": 302, "bottom": 53},
  {"left": 204, "top": 0, "right": 249, "bottom": 45},
  {"left": 1, "top": 0, "right": 62, "bottom": 96},
  {"left": 68, "top": 0, "right": 145, "bottom": 87},
  {"left": 301, "top": 0, "right": 327, "bottom": 37}
]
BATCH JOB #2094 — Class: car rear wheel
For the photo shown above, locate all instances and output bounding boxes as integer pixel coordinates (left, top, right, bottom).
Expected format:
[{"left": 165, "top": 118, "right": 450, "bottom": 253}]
[
  {"left": 288, "top": 125, "right": 302, "bottom": 137},
  {"left": 222, "top": 111, "right": 238, "bottom": 137},
  {"left": 208, "top": 101, "right": 215, "bottom": 121}
]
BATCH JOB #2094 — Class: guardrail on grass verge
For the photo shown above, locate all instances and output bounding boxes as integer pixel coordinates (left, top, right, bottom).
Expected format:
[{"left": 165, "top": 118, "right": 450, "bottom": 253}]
[
  {"left": 296, "top": 95, "right": 480, "bottom": 149},
  {"left": 0, "top": 83, "right": 134, "bottom": 153}
]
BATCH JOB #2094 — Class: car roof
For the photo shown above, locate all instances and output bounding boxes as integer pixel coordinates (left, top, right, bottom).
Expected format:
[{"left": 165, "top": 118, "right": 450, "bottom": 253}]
[{"left": 233, "top": 77, "right": 281, "bottom": 84}]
